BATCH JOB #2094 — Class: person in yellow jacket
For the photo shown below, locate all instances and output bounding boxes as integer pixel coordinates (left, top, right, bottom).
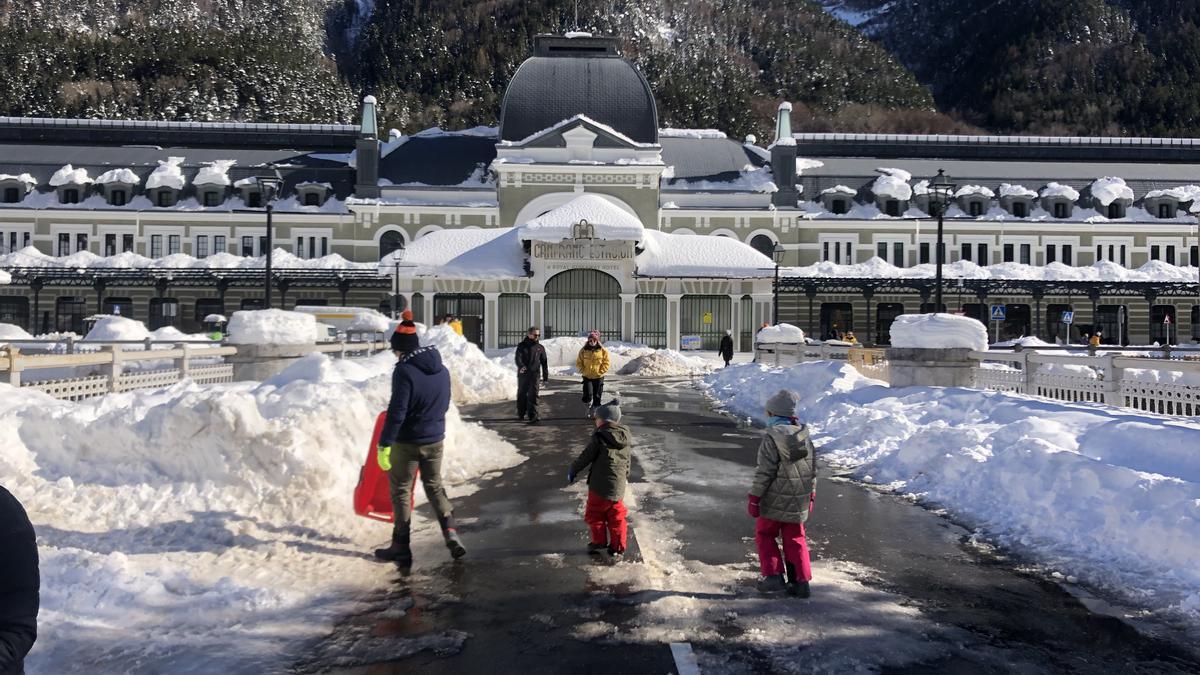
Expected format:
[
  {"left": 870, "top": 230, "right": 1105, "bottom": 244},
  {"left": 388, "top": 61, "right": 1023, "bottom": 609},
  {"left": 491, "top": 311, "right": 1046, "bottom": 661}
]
[
  {"left": 449, "top": 316, "right": 464, "bottom": 336},
  {"left": 576, "top": 330, "right": 611, "bottom": 417},
  {"left": 1089, "top": 330, "right": 1102, "bottom": 347}
]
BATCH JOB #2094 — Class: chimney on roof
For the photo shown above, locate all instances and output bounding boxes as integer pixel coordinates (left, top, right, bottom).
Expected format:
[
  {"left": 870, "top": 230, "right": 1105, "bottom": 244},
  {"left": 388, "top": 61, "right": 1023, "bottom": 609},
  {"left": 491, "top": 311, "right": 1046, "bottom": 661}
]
[
  {"left": 355, "top": 94, "right": 381, "bottom": 199},
  {"left": 770, "top": 101, "right": 798, "bottom": 208}
]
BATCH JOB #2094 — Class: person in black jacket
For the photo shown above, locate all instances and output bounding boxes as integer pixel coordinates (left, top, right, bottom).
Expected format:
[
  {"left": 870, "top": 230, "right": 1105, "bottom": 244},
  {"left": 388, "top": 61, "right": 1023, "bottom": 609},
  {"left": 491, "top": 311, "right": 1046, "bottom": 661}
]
[
  {"left": 0, "top": 485, "right": 38, "bottom": 675},
  {"left": 719, "top": 329, "right": 735, "bottom": 367},
  {"left": 514, "top": 326, "right": 549, "bottom": 424},
  {"left": 373, "top": 314, "right": 466, "bottom": 565}
]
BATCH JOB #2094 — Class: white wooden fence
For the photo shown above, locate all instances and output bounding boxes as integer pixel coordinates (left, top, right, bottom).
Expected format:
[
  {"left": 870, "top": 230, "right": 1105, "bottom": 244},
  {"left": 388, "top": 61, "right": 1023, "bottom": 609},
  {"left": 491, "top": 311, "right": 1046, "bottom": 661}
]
[{"left": 755, "top": 342, "right": 1200, "bottom": 417}]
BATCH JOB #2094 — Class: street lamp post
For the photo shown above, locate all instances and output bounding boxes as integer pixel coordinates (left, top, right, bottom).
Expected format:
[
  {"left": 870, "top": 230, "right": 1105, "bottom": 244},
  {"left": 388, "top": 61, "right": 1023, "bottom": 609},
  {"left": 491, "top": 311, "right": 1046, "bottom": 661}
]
[
  {"left": 928, "top": 169, "right": 956, "bottom": 313},
  {"left": 772, "top": 241, "right": 786, "bottom": 325},
  {"left": 391, "top": 246, "right": 407, "bottom": 319},
  {"left": 257, "top": 170, "right": 283, "bottom": 309}
]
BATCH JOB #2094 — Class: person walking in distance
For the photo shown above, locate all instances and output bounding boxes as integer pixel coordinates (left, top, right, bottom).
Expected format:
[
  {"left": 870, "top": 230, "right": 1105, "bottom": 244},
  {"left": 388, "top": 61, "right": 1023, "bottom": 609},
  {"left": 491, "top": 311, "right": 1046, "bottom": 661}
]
[
  {"left": 515, "top": 326, "right": 549, "bottom": 424},
  {"left": 748, "top": 389, "right": 817, "bottom": 597},
  {"left": 374, "top": 311, "right": 466, "bottom": 565},
  {"left": 576, "top": 330, "right": 611, "bottom": 417},
  {"left": 719, "top": 329, "right": 735, "bottom": 368},
  {"left": 568, "top": 400, "right": 632, "bottom": 560}
]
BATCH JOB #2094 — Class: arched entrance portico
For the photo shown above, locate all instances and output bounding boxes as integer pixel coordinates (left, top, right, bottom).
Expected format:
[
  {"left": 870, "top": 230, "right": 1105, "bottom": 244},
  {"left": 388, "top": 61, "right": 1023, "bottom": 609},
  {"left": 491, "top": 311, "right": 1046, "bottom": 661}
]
[{"left": 544, "top": 269, "right": 621, "bottom": 340}]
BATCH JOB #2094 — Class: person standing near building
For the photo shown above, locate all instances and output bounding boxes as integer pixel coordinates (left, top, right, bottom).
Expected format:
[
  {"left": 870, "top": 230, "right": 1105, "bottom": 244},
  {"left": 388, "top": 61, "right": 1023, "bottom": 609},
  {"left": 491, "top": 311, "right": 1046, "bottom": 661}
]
[
  {"left": 719, "top": 329, "right": 735, "bottom": 368},
  {"left": 1089, "top": 330, "right": 1102, "bottom": 348},
  {"left": 0, "top": 485, "right": 39, "bottom": 674},
  {"left": 373, "top": 313, "right": 466, "bottom": 565},
  {"left": 450, "top": 316, "right": 464, "bottom": 336},
  {"left": 576, "top": 331, "right": 611, "bottom": 417},
  {"left": 515, "top": 326, "right": 549, "bottom": 423},
  {"left": 748, "top": 389, "right": 817, "bottom": 598}
]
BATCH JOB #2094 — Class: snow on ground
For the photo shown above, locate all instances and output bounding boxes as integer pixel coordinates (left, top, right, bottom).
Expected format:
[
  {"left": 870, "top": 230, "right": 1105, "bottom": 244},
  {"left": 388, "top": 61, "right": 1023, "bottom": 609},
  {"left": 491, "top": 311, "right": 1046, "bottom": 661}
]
[
  {"left": 418, "top": 325, "right": 516, "bottom": 404},
  {"left": 227, "top": 309, "right": 316, "bottom": 345},
  {"left": 702, "top": 361, "right": 1200, "bottom": 624},
  {"left": 616, "top": 349, "right": 715, "bottom": 377},
  {"left": 1, "top": 321, "right": 32, "bottom": 341},
  {"left": 756, "top": 323, "right": 805, "bottom": 344},
  {"left": 1, "top": 351, "right": 523, "bottom": 673},
  {"left": 890, "top": 313, "right": 990, "bottom": 351}
]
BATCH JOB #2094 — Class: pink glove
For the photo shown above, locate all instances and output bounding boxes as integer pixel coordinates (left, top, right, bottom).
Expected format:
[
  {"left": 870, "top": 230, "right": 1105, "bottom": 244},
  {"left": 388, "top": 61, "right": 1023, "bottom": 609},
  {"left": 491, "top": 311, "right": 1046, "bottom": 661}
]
[{"left": 747, "top": 494, "right": 760, "bottom": 518}]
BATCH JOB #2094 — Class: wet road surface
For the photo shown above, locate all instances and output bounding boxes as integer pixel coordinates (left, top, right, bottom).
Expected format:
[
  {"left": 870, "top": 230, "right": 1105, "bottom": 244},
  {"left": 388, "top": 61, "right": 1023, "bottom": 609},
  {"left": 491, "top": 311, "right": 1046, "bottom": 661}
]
[{"left": 299, "top": 377, "right": 1200, "bottom": 673}]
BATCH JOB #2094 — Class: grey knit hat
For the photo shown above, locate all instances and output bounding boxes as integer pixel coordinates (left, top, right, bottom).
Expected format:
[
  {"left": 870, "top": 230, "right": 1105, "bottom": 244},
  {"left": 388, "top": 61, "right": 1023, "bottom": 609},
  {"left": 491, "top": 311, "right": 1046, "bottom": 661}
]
[
  {"left": 595, "top": 399, "right": 622, "bottom": 423},
  {"left": 765, "top": 389, "right": 799, "bottom": 417}
]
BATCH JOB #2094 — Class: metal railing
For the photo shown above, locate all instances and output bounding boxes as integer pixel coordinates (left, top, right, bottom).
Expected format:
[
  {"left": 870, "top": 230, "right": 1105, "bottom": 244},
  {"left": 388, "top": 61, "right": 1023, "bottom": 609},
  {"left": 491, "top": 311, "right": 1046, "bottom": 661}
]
[{"left": 755, "top": 342, "right": 889, "bottom": 380}]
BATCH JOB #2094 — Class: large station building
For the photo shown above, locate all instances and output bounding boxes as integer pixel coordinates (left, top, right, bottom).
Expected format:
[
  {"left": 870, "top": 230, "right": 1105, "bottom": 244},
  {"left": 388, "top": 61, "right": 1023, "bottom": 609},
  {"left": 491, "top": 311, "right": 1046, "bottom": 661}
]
[{"left": 1, "top": 33, "right": 1199, "bottom": 350}]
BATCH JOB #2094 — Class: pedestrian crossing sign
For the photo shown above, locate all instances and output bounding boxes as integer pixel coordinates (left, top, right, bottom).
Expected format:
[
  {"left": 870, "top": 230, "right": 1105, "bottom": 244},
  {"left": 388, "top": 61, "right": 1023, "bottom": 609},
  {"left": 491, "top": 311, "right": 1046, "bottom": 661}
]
[
  {"left": 1061, "top": 311, "right": 1074, "bottom": 324},
  {"left": 990, "top": 304, "right": 1006, "bottom": 321}
]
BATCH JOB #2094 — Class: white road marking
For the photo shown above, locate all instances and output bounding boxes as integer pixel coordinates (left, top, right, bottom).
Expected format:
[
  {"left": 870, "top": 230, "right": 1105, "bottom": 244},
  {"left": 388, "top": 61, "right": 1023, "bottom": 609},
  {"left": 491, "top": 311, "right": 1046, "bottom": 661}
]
[{"left": 670, "top": 642, "right": 702, "bottom": 675}]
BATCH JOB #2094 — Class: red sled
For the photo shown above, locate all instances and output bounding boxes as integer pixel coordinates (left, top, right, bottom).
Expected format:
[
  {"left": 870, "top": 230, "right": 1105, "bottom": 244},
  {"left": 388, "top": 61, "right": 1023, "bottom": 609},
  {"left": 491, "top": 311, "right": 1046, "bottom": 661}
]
[{"left": 354, "top": 412, "right": 395, "bottom": 522}]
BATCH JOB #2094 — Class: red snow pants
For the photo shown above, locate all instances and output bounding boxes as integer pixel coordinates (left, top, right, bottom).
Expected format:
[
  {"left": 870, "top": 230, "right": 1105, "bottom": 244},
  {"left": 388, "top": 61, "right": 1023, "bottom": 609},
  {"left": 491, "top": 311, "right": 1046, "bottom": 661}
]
[
  {"left": 584, "top": 491, "right": 628, "bottom": 553},
  {"left": 755, "top": 517, "right": 812, "bottom": 581}
]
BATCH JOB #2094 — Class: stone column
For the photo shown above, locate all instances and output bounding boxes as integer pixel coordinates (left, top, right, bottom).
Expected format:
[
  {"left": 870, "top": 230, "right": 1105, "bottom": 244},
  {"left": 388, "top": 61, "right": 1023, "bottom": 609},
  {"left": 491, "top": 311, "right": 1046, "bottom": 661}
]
[
  {"left": 885, "top": 347, "right": 977, "bottom": 388},
  {"left": 529, "top": 292, "right": 546, "bottom": 332},
  {"left": 729, "top": 294, "right": 741, "bottom": 352},
  {"left": 621, "top": 293, "right": 637, "bottom": 343},
  {"left": 666, "top": 293, "right": 683, "bottom": 350},
  {"left": 482, "top": 292, "right": 500, "bottom": 351}
]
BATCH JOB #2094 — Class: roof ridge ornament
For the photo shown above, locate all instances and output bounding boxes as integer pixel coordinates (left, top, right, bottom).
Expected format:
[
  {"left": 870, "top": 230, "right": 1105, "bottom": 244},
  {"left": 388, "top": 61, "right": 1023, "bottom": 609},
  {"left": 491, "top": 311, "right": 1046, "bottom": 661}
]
[{"left": 572, "top": 218, "right": 596, "bottom": 239}]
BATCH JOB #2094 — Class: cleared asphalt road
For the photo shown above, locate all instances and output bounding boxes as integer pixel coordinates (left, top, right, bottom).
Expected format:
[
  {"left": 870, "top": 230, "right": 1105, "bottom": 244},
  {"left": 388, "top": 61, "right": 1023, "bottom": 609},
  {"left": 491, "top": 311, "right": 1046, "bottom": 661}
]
[{"left": 298, "top": 378, "right": 1200, "bottom": 674}]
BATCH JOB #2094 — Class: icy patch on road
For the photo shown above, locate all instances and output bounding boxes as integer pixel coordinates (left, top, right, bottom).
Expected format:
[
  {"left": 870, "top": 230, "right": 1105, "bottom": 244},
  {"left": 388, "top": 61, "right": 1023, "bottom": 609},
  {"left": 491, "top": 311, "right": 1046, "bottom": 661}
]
[
  {"left": 702, "top": 361, "right": 1200, "bottom": 626},
  {"left": 0, "top": 352, "right": 522, "bottom": 673}
]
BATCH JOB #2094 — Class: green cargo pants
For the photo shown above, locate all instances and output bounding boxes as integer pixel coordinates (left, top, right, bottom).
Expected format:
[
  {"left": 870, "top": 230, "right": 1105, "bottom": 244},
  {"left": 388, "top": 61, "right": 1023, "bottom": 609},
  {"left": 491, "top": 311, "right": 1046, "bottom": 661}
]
[{"left": 388, "top": 441, "right": 456, "bottom": 540}]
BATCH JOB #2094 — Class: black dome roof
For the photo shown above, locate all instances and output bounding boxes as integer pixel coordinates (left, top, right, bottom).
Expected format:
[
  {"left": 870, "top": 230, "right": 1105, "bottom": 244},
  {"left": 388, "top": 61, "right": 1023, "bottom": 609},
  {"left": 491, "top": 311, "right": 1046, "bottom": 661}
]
[{"left": 499, "top": 35, "right": 659, "bottom": 145}]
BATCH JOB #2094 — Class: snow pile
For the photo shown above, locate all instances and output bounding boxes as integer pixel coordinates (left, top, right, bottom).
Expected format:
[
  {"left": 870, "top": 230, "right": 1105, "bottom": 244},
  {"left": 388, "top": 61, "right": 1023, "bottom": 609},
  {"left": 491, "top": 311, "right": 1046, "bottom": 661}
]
[
  {"left": 871, "top": 168, "right": 913, "bottom": 201},
  {"left": 419, "top": 324, "right": 516, "bottom": 404},
  {"left": 0, "top": 322, "right": 33, "bottom": 341},
  {"left": 347, "top": 312, "right": 391, "bottom": 332},
  {"left": 616, "top": 350, "right": 714, "bottom": 377},
  {"left": 666, "top": 165, "right": 778, "bottom": 193},
  {"left": 145, "top": 157, "right": 187, "bottom": 190},
  {"left": 49, "top": 164, "right": 92, "bottom": 186},
  {"left": 704, "top": 361, "right": 1200, "bottom": 624},
  {"left": 890, "top": 313, "right": 989, "bottom": 351},
  {"left": 0, "top": 269, "right": 10, "bottom": 285},
  {"left": 658, "top": 128, "right": 727, "bottom": 139},
  {"left": 955, "top": 185, "right": 995, "bottom": 198},
  {"left": 821, "top": 185, "right": 857, "bottom": 196},
  {"left": 1144, "top": 186, "right": 1200, "bottom": 201},
  {"left": 0, "top": 352, "right": 524, "bottom": 672},
  {"left": 0, "top": 172, "right": 36, "bottom": 186},
  {"left": 82, "top": 316, "right": 152, "bottom": 342},
  {"left": 1089, "top": 177, "right": 1133, "bottom": 205},
  {"left": 756, "top": 323, "right": 806, "bottom": 344},
  {"left": 1040, "top": 182, "right": 1081, "bottom": 201},
  {"left": 95, "top": 168, "right": 140, "bottom": 185},
  {"left": 518, "top": 194, "right": 644, "bottom": 241},
  {"left": 701, "top": 360, "right": 882, "bottom": 423},
  {"left": 194, "top": 160, "right": 236, "bottom": 187},
  {"left": 999, "top": 183, "right": 1038, "bottom": 198},
  {"left": 227, "top": 309, "right": 316, "bottom": 345}
]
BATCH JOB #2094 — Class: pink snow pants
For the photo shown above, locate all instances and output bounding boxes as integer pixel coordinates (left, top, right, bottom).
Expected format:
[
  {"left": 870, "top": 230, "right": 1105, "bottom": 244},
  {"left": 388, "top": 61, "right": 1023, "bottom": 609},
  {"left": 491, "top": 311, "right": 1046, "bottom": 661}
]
[{"left": 755, "top": 517, "right": 813, "bottom": 581}]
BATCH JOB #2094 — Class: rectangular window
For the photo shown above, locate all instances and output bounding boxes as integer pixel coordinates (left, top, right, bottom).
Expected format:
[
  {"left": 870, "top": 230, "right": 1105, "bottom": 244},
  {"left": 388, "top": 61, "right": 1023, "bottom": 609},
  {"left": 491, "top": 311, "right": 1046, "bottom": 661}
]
[
  {"left": 151, "top": 234, "right": 163, "bottom": 258},
  {"left": 304, "top": 192, "right": 321, "bottom": 207},
  {"left": 1120, "top": 245, "right": 1127, "bottom": 266},
  {"left": 242, "top": 236, "right": 254, "bottom": 256},
  {"left": 203, "top": 192, "right": 220, "bottom": 207},
  {"left": 75, "top": 233, "right": 87, "bottom": 253},
  {"left": 157, "top": 191, "right": 173, "bottom": 207},
  {"left": 885, "top": 200, "right": 900, "bottom": 217},
  {"left": 104, "top": 234, "right": 116, "bottom": 256},
  {"left": 247, "top": 192, "right": 263, "bottom": 208},
  {"left": 296, "top": 237, "right": 305, "bottom": 259},
  {"left": 977, "top": 243, "right": 989, "bottom": 266},
  {"left": 1191, "top": 246, "right": 1199, "bottom": 267},
  {"left": 196, "top": 235, "right": 209, "bottom": 258},
  {"left": 877, "top": 242, "right": 887, "bottom": 261},
  {"left": 168, "top": 235, "right": 180, "bottom": 255},
  {"left": 1013, "top": 202, "right": 1027, "bottom": 218},
  {"left": 822, "top": 241, "right": 829, "bottom": 262},
  {"left": 969, "top": 201, "right": 983, "bottom": 217},
  {"left": 831, "top": 199, "right": 847, "bottom": 215},
  {"left": 110, "top": 190, "right": 127, "bottom": 206},
  {"left": 1107, "top": 203, "right": 1124, "bottom": 219},
  {"left": 1003, "top": 243, "right": 1014, "bottom": 263},
  {"left": 214, "top": 235, "right": 226, "bottom": 254},
  {"left": 1096, "top": 244, "right": 1103, "bottom": 263},
  {"left": 1151, "top": 245, "right": 1161, "bottom": 261},
  {"left": 122, "top": 234, "right": 134, "bottom": 253},
  {"left": 1062, "top": 245, "right": 1072, "bottom": 266},
  {"left": 1166, "top": 246, "right": 1176, "bottom": 266},
  {"left": 2, "top": 187, "right": 18, "bottom": 203},
  {"left": 61, "top": 188, "right": 79, "bottom": 204},
  {"left": 960, "top": 242, "right": 972, "bottom": 262},
  {"left": 308, "top": 237, "right": 316, "bottom": 259},
  {"left": 919, "top": 242, "right": 930, "bottom": 264},
  {"left": 1054, "top": 203, "right": 1068, "bottom": 218},
  {"left": 259, "top": 237, "right": 268, "bottom": 256},
  {"left": 1046, "top": 244, "right": 1057, "bottom": 265},
  {"left": 892, "top": 242, "right": 903, "bottom": 267},
  {"left": 22, "top": 232, "right": 29, "bottom": 249},
  {"left": 57, "top": 233, "right": 70, "bottom": 255}
]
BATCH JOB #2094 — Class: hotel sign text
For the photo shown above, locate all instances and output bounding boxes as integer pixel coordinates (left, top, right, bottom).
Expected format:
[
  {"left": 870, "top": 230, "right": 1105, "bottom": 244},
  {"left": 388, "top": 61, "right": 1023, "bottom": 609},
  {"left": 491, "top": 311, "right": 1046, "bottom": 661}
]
[{"left": 531, "top": 239, "right": 634, "bottom": 261}]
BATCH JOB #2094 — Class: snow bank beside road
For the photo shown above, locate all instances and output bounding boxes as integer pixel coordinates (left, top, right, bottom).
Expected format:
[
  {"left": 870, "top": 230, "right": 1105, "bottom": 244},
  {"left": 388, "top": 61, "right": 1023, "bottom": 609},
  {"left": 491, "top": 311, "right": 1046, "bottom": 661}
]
[
  {"left": 702, "top": 362, "right": 1200, "bottom": 623},
  {"left": 890, "top": 313, "right": 989, "bottom": 351},
  {"left": 419, "top": 324, "right": 516, "bottom": 403},
  {"left": 0, "top": 352, "right": 523, "bottom": 673},
  {"left": 617, "top": 350, "right": 714, "bottom": 377},
  {"left": 227, "top": 308, "right": 317, "bottom": 345},
  {"left": 756, "top": 322, "right": 805, "bottom": 344}
]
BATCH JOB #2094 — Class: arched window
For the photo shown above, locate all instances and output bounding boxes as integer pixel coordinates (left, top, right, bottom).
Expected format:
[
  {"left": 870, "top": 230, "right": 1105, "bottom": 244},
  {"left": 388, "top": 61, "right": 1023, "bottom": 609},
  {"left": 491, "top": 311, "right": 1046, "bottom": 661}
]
[
  {"left": 750, "top": 234, "right": 775, "bottom": 258},
  {"left": 379, "top": 231, "right": 405, "bottom": 259}
]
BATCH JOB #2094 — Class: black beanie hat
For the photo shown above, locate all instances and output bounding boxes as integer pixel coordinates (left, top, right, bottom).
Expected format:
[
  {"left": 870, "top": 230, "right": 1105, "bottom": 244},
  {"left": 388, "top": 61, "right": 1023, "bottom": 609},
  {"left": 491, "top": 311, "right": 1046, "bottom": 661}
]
[{"left": 391, "top": 318, "right": 420, "bottom": 353}]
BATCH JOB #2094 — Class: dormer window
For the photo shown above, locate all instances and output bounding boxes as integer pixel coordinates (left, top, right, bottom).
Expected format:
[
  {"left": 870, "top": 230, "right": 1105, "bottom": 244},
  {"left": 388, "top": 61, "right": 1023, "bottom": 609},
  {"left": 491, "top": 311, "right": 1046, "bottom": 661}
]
[
  {"left": 885, "top": 200, "right": 901, "bottom": 217},
  {"left": 2, "top": 187, "right": 17, "bottom": 203},
  {"left": 968, "top": 201, "right": 983, "bottom": 217},
  {"left": 156, "top": 190, "right": 177, "bottom": 207},
  {"left": 1012, "top": 202, "right": 1027, "bottom": 218},
  {"left": 1158, "top": 203, "right": 1175, "bottom": 218},
  {"left": 295, "top": 182, "right": 330, "bottom": 207},
  {"left": 110, "top": 189, "right": 127, "bottom": 206},
  {"left": 202, "top": 190, "right": 223, "bottom": 207},
  {"left": 304, "top": 192, "right": 321, "bottom": 207},
  {"left": 831, "top": 199, "right": 848, "bottom": 215},
  {"left": 61, "top": 188, "right": 80, "bottom": 204},
  {"left": 1107, "top": 202, "right": 1125, "bottom": 219},
  {"left": 246, "top": 190, "right": 263, "bottom": 208},
  {"left": 1054, "top": 203, "right": 1069, "bottom": 218}
]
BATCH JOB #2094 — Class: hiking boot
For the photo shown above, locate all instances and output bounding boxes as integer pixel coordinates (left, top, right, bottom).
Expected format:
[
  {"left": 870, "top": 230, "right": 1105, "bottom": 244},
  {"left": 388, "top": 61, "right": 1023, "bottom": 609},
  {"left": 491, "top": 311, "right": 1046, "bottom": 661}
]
[
  {"left": 608, "top": 548, "right": 624, "bottom": 562},
  {"left": 374, "top": 540, "right": 412, "bottom": 566},
  {"left": 786, "top": 581, "right": 811, "bottom": 598},
  {"left": 445, "top": 530, "right": 467, "bottom": 559},
  {"left": 528, "top": 417, "right": 540, "bottom": 425},
  {"left": 756, "top": 575, "right": 787, "bottom": 594},
  {"left": 587, "top": 542, "right": 608, "bottom": 555}
]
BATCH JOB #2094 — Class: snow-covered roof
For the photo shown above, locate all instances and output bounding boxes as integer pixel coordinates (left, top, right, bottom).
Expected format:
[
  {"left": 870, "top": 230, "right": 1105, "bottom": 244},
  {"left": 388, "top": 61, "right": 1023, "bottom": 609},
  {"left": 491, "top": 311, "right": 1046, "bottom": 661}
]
[
  {"left": 518, "top": 194, "right": 645, "bottom": 242},
  {"left": 0, "top": 173, "right": 37, "bottom": 185},
  {"left": 194, "top": 160, "right": 236, "bottom": 187},
  {"left": 658, "top": 128, "right": 727, "bottom": 139},
  {"left": 1040, "top": 182, "right": 1080, "bottom": 201},
  {"left": 146, "top": 157, "right": 186, "bottom": 190},
  {"left": 0, "top": 245, "right": 374, "bottom": 272},
  {"left": 380, "top": 227, "right": 521, "bottom": 279},
  {"left": 871, "top": 168, "right": 913, "bottom": 200},
  {"left": 666, "top": 165, "right": 777, "bottom": 193},
  {"left": 296, "top": 181, "right": 334, "bottom": 191},
  {"left": 1089, "top": 176, "right": 1133, "bottom": 205},
  {"left": 637, "top": 230, "right": 773, "bottom": 277},
  {"left": 233, "top": 176, "right": 259, "bottom": 188},
  {"left": 999, "top": 183, "right": 1038, "bottom": 199},
  {"left": 499, "top": 114, "right": 658, "bottom": 149},
  {"left": 796, "top": 158, "right": 824, "bottom": 174},
  {"left": 821, "top": 185, "right": 857, "bottom": 196},
  {"left": 783, "top": 256, "right": 1199, "bottom": 283},
  {"left": 1145, "top": 185, "right": 1200, "bottom": 201},
  {"left": 955, "top": 185, "right": 996, "bottom": 198},
  {"left": 95, "top": 168, "right": 141, "bottom": 185},
  {"left": 49, "top": 164, "right": 92, "bottom": 186}
]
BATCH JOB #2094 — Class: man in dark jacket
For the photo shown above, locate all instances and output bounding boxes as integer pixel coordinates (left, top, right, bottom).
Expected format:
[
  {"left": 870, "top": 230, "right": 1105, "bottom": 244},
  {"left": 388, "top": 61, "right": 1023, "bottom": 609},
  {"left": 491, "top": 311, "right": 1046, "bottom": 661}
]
[
  {"left": 719, "top": 329, "right": 735, "bottom": 367},
  {"left": 514, "top": 326, "right": 549, "bottom": 424},
  {"left": 568, "top": 400, "right": 633, "bottom": 559},
  {"left": 374, "top": 314, "right": 466, "bottom": 565},
  {"left": 0, "top": 485, "right": 38, "bottom": 675}
]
